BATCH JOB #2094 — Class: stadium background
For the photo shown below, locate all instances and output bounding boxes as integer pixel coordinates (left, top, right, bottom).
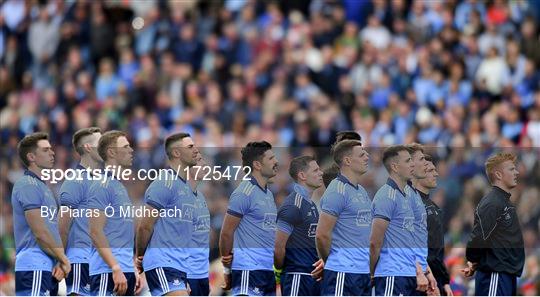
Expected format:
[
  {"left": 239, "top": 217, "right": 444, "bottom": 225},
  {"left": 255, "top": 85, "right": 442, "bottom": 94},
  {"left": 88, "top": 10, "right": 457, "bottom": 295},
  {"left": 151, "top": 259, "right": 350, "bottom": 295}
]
[{"left": 1, "top": 0, "right": 540, "bottom": 295}]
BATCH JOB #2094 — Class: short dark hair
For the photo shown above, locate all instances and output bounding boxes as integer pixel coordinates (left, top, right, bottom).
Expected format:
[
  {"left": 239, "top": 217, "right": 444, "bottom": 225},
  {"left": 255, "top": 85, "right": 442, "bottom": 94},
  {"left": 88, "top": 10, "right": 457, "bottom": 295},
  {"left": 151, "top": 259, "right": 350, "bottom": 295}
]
[
  {"left": 164, "top": 132, "right": 191, "bottom": 159},
  {"left": 405, "top": 143, "right": 424, "bottom": 156},
  {"left": 332, "top": 140, "right": 362, "bottom": 166},
  {"left": 335, "top": 131, "right": 361, "bottom": 143},
  {"left": 98, "top": 130, "right": 127, "bottom": 162},
  {"left": 289, "top": 155, "right": 316, "bottom": 182},
  {"left": 382, "top": 145, "right": 409, "bottom": 172},
  {"left": 18, "top": 132, "right": 49, "bottom": 167},
  {"left": 72, "top": 127, "right": 101, "bottom": 155},
  {"left": 241, "top": 141, "right": 272, "bottom": 172},
  {"left": 323, "top": 163, "right": 340, "bottom": 188}
]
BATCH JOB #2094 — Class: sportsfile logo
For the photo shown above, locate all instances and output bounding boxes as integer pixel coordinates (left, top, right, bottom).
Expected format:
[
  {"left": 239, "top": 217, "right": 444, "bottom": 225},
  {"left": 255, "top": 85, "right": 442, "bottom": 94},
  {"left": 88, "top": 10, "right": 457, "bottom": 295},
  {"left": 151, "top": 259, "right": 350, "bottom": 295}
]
[{"left": 41, "top": 165, "right": 252, "bottom": 184}]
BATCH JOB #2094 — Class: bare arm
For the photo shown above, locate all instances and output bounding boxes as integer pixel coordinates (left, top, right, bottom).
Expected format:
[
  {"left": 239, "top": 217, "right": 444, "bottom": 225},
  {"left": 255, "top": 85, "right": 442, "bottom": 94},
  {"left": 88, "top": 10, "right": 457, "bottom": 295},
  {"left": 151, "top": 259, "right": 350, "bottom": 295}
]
[
  {"left": 369, "top": 218, "right": 389, "bottom": 277},
  {"left": 219, "top": 213, "right": 242, "bottom": 267},
  {"left": 135, "top": 206, "right": 159, "bottom": 258},
  {"left": 315, "top": 212, "right": 337, "bottom": 263},
  {"left": 25, "top": 209, "right": 69, "bottom": 263},
  {"left": 57, "top": 211, "right": 72, "bottom": 249},
  {"left": 274, "top": 230, "right": 290, "bottom": 270}
]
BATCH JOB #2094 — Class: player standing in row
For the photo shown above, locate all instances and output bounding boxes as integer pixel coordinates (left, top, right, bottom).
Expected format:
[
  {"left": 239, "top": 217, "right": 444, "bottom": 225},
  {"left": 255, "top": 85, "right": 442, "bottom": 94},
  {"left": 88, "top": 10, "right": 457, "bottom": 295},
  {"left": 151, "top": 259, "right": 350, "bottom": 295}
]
[
  {"left": 416, "top": 155, "right": 453, "bottom": 296},
  {"left": 370, "top": 145, "right": 426, "bottom": 296},
  {"left": 405, "top": 144, "right": 436, "bottom": 294},
  {"left": 316, "top": 140, "right": 372, "bottom": 296},
  {"left": 321, "top": 131, "right": 362, "bottom": 188},
  {"left": 464, "top": 152, "right": 524, "bottom": 296},
  {"left": 220, "top": 141, "right": 279, "bottom": 296},
  {"left": 187, "top": 152, "right": 212, "bottom": 296},
  {"left": 59, "top": 127, "right": 102, "bottom": 296},
  {"left": 12, "top": 132, "right": 71, "bottom": 295},
  {"left": 135, "top": 133, "right": 199, "bottom": 296},
  {"left": 87, "top": 131, "right": 140, "bottom": 296},
  {"left": 274, "top": 156, "right": 324, "bottom": 296}
]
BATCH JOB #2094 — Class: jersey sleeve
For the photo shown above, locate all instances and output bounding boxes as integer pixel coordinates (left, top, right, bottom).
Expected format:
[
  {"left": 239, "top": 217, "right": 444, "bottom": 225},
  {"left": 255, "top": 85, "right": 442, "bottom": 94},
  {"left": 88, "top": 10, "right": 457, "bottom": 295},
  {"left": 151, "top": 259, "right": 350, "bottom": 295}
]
[
  {"left": 59, "top": 181, "right": 82, "bottom": 208},
  {"left": 16, "top": 183, "right": 43, "bottom": 211},
  {"left": 86, "top": 182, "right": 110, "bottom": 210},
  {"left": 227, "top": 191, "right": 250, "bottom": 218},
  {"left": 277, "top": 204, "right": 301, "bottom": 235},
  {"left": 320, "top": 191, "right": 347, "bottom": 217},
  {"left": 144, "top": 179, "right": 172, "bottom": 210},
  {"left": 372, "top": 188, "right": 395, "bottom": 221}
]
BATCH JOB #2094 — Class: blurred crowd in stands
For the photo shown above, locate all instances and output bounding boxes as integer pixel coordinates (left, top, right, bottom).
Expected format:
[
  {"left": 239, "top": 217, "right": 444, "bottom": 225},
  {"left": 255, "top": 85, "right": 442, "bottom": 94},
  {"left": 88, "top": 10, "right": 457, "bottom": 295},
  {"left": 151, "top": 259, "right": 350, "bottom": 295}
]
[{"left": 1, "top": 0, "right": 539, "bottom": 295}]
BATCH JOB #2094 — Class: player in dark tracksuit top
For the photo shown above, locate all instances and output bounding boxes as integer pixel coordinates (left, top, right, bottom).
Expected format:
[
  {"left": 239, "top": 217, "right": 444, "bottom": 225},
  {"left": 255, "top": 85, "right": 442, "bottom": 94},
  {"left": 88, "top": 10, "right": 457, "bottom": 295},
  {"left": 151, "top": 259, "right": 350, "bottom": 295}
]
[
  {"left": 416, "top": 155, "right": 452, "bottom": 296},
  {"left": 275, "top": 156, "right": 324, "bottom": 296},
  {"left": 463, "top": 153, "right": 524, "bottom": 296}
]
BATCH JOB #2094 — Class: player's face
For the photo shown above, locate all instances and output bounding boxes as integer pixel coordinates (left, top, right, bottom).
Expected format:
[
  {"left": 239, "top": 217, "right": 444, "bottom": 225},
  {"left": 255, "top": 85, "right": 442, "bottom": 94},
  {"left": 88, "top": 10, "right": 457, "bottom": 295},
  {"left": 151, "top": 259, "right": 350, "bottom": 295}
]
[
  {"left": 350, "top": 146, "right": 369, "bottom": 175},
  {"left": 411, "top": 150, "right": 428, "bottom": 179},
  {"left": 191, "top": 151, "right": 207, "bottom": 180},
  {"left": 259, "top": 149, "right": 278, "bottom": 178},
  {"left": 115, "top": 136, "right": 133, "bottom": 167},
  {"left": 304, "top": 160, "right": 324, "bottom": 189},
  {"left": 32, "top": 139, "right": 55, "bottom": 169},
  {"left": 395, "top": 150, "right": 414, "bottom": 180},
  {"left": 422, "top": 161, "right": 438, "bottom": 189},
  {"left": 177, "top": 137, "right": 199, "bottom": 167},
  {"left": 88, "top": 132, "right": 103, "bottom": 163},
  {"left": 499, "top": 160, "right": 519, "bottom": 189}
]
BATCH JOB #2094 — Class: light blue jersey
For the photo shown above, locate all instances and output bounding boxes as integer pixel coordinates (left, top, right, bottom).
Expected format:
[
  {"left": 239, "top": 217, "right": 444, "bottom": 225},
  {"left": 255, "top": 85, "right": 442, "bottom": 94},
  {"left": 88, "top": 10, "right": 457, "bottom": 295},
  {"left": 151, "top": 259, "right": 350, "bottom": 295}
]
[
  {"left": 186, "top": 188, "right": 210, "bottom": 279},
  {"left": 371, "top": 178, "right": 417, "bottom": 277},
  {"left": 406, "top": 183, "right": 428, "bottom": 272},
  {"left": 320, "top": 174, "right": 372, "bottom": 274},
  {"left": 87, "top": 173, "right": 134, "bottom": 275},
  {"left": 227, "top": 179, "right": 277, "bottom": 271},
  {"left": 142, "top": 172, "right": 196, "bottom": 274},
  {"left": 11, "top": 170, "right": 61, "bottom": 272},
  {"left": 59, "top": 164, "right": 93, "bottom": 264}
]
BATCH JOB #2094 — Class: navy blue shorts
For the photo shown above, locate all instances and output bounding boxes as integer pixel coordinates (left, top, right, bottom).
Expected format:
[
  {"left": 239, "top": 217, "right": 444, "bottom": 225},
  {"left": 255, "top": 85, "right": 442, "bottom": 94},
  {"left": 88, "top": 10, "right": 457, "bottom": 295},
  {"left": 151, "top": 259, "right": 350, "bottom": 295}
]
[
  {"left": 90, "top": 272, "right": 136, "bottom": 296},
  {"left": 281, "top": 273, "right": 321, "bottom": 296},
  {"left": 231, "top": 269, "right": 276, "bottom": 296},
  {"left": 146, "top": 267, "right": 188, "bottom": 296},
  {"left": 475, "top": 270, "right": 517, "bottom": 296},
  {"left": 321, "top": 270, "right": 370, "bottom": 296},
  {"left": 66, "top": 263, "right": 91, "bottom": 295},
  {"left": 15, "top": 270, "right": 54, "bottom": 296},
  {"left": 374, "top": 276, "right": 416, "bottom": 296},
  {"left": 187, "top": 277, "right": 210, "bottom": 296}
]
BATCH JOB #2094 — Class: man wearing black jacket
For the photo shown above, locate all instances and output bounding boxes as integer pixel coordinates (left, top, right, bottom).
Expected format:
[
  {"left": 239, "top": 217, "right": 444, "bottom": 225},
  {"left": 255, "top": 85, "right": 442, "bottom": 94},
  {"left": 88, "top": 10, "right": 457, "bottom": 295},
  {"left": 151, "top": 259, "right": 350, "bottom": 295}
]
[
  {"left": 463, "top": 152, "right": 525, "bottom": 296},
  {"left": 417, "top": 155, "right": 453, "bottom": 296}
]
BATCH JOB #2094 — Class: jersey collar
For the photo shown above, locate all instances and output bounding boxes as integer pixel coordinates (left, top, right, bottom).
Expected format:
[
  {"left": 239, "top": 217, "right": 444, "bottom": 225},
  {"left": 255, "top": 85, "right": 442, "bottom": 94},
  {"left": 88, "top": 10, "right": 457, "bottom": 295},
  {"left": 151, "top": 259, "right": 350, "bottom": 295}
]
[
  {"left": 406, "top": 180, "right": 419, "bottom": 193},
  {"left": 167, "top": 166, "right": 187, "bottom": 183},
  {"left": 336, "top": 174, "right": 358, "bottom": 190},
  {"left": 386, "top": 177, "right": 406, "bottom": 197},
  {"left": 249, "top": 177, "right": 267, "bottom": 193},
  {"left": 24, "top": 169, "right": 46, "bottom": 184},
  {"left": 418, "top": 190, "right": 430, "bottom": 201},
  {"left": 493, "top": 186, "right": 511, "bottom": 200},
  {"left": 76, "top": 163, "right": 99, "bottom": 178},
  {"left": 293, "top": 183, "right": 311, "bottom": 202}
]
